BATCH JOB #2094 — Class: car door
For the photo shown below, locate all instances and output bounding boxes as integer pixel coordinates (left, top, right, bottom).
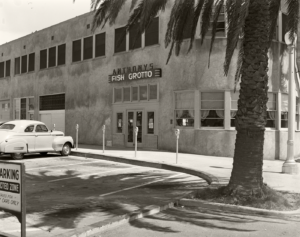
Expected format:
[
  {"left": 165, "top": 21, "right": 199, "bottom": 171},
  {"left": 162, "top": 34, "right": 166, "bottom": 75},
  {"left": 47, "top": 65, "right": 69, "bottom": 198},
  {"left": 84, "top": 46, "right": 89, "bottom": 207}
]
[
  {"left": 34, "top": 124, "right": 54, "bottom": 151},
  {"left": 24, "top": 124, "right": 36, "bottom": 152}
]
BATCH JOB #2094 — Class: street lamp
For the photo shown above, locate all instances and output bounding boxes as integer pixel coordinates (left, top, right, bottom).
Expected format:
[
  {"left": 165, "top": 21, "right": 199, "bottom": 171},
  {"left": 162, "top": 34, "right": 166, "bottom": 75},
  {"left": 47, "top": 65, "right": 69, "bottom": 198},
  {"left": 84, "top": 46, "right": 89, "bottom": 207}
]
[{"left": 282, "top": 32, "right": 299, "bottom": 174}]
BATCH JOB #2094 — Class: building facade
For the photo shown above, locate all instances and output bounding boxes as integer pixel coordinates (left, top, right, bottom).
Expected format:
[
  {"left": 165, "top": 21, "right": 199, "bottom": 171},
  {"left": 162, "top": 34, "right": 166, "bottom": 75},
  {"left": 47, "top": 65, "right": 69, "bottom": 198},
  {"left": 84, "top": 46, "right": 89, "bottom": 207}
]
[{"left": 0, "top": 3, "right": 299, "bottom": 160}]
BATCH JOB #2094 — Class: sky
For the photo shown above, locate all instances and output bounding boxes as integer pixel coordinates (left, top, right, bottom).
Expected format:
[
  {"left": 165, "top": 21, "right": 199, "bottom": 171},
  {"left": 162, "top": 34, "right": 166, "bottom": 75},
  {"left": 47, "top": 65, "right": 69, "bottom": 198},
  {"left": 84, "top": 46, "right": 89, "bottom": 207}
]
[{"left": 0, "top": 0, "right": 91, "bottom": 45}]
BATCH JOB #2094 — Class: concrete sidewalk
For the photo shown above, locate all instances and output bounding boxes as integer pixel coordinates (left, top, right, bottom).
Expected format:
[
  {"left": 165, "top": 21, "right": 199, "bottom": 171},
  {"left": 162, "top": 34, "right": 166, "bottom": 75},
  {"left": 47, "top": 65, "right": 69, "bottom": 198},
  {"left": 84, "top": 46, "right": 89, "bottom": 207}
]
[{"left": 75, "top": 144, "right": 300, "bottom": 194}]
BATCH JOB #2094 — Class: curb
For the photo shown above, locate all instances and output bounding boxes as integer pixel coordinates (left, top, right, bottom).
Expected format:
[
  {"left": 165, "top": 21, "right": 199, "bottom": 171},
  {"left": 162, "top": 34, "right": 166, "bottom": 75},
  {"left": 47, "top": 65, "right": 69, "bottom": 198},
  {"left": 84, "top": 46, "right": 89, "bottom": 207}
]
[{"left": 178, "top": 198, "right": 300, "bottom": 218}]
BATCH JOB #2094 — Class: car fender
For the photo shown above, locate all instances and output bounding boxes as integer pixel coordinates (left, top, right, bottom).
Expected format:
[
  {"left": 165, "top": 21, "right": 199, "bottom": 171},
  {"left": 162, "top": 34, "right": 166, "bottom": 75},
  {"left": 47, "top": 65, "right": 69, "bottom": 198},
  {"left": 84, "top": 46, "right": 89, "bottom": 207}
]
[
  {"left": 0, "top": 138, "right": 28, "bottom": 153},
  {"left": 52, "top": 136, "right": 74, "bottom": 151}
]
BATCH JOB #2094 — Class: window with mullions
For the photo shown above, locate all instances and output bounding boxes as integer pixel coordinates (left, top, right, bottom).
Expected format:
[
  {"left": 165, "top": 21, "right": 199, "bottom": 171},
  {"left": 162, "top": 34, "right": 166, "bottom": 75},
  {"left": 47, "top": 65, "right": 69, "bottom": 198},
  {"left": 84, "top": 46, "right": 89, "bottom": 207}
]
[
  {"left": 0, "top": 62, "right": 4, "bottom": 78},
  {"left": 175, "top": 91, "right": 194, "bottom": 127},
  {"left": 40, "top": 94, "right": 65, "bottom": 111},
  {"left": 15, "top": 57, "right": 20, "bottom": 75},
  {"left": 5, "top": 60, "right": 10, "bottom": 77},
  {"left": 266, "top": 93, "right": 276, "bottom": 128},
  {"left": 145, "top": 17, "right": 159, "bottom": 46},
  {"left": 28, "top": 53, "right": 35, "bottom": 72},
  {"left": 20, "top": 98, "right": 26, "bottom": 120},
  {"left": 58, "top": 44, "right": 66, "bottom": 66},
  {"left": 201, "top": 6, "right": 226, "bottom": 37},
  {"left": 40, "top": 49, "right": 47, "bottom": 69},
  {"left": 48, "top": 47, "right": 56, "bottom": 67},
  {"left": 201, "top": 92, "right": 224, "bottom": 127},
  {"left": 95, "top": 32, "right": 106, "bottom": 57},
  {"left": 72, "top": 39, "right": 82, "bottom": 62},
  {"left": 84, "top": 36, "right": 93, "bottom": 60},
  {"left": 147, "top": 112, "right": 155, "bottom": 134},
  {"left": 281, "top": 94, "right": 288, "bottom": 128},
  {"left": 129, "top": 23, "right": 142, "bottom": 50},
  {"left": 115, "top": 27, "right": 126, "bottom": 53}
]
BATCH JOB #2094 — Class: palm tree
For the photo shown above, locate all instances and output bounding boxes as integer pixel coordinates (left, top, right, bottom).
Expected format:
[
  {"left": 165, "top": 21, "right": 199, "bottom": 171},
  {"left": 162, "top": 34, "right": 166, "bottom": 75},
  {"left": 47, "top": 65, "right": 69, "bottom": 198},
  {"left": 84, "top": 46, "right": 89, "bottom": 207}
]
[{"left": 89, "top": 0, "right": 299, "bottom": 197}]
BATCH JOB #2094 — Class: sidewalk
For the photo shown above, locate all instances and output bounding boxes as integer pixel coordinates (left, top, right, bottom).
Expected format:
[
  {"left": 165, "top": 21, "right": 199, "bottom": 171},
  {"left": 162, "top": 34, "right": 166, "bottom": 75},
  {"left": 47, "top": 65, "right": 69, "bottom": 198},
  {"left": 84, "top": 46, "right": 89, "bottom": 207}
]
[{"left": 75, "top": 144, "right": 300, "bottom": 193}]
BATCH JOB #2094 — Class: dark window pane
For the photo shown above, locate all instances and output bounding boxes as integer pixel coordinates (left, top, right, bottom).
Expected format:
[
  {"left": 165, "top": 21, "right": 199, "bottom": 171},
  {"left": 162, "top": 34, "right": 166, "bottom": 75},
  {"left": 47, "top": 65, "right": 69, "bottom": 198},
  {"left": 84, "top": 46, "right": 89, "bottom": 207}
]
[
  {"left": 0, "top": 62, "right": 4, "bottom": 78},
  {"left": 48, "top": 46, "right": 56, "bottom": 67},
  {"left": 149, "top": 84, "right": 157, "bottom": 100},
  {"left": 123, "top": 87, "right": 130, "bottom": 101},
  {"left": 28, "top": 53, "right": 35, "bottom": 72},
  {"left": 95, "top": 33, "right": 105, "bottom": 57},
  {"left": 115, "top": 27, "right": 126, "bottom": 53},
  {"left": 40, "top": 49, "right": 47, "bottom": 69},
  {"left": 72, "top": 39, "right": 82, "bottom": 62},
  {"left": 21, "top": 98, "right": 26, "bottom": 119},
  {"left": 84, "top": 36, "right": 93, "bottom": 60},
  {"left": 129, "top": 24, "right": 141, "bottom": 50},
  {"left": 147, "top": 112, "right": 154, "bottom": 134},
  {"left": 117, "top": 113, "right": 123, "bottom": 133},
  {"left": 15, "top": 57, "right": 20, "bottom": 75},
  {"left": 145, "top": 17, "right": 159, "bottom": 46},
  {"left": 5, "top": 60, "right": 10, "bottom": 77},
  {"left": 40, "top": 94, "right": 65, "bottom": 111},
  {"left": 57, "top": 44, "right": 66, "bottom": 66},
  {"left": 21, "top": 55, "right": 27, "bottom": 73},
  {"left": 132, "top": 86, "right": 138, "bottom": 101}
]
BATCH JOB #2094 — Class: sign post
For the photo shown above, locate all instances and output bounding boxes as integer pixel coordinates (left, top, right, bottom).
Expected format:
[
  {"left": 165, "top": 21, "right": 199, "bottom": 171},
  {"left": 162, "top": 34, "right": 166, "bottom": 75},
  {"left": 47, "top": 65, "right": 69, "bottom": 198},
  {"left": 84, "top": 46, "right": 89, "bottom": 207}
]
[
  {"left": 76, "top": 124, "right": 79, "bottom": 150},
  {"left": 135, "top": 127, "right": 138, "bottom": 158},
  {"left": 175, "top": 129, "right": 180, "bottom": 164},
  {"left": 0, "top": 161, "right": 26, "bottom": 237},
  {"left": 102, "top": 125, "right": 106, "bottom": 153}
]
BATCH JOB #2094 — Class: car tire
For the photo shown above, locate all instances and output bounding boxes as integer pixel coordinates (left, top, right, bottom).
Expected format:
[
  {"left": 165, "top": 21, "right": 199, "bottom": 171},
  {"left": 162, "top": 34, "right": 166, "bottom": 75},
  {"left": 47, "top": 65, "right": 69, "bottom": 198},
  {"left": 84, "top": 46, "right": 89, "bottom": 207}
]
[
  {"left": 60, "top": 143, "right": 71, "bottom": 156},
  {"left": 40, "top": 152, "right": 48, "bottom": 156},
  {"left": 11, "top": 153, "right": 24, "bottom": 160}
]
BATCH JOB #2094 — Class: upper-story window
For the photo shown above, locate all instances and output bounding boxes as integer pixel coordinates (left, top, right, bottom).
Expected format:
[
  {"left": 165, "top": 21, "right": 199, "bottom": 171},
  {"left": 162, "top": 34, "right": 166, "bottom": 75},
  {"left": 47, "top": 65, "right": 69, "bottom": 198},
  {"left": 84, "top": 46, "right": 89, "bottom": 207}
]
[
  {"left": 145, "top": 17, "right": 159, "bottom": 46},
  {"left": 48, "top": 46, "right": 56, "bottom": 67},
  {"left": 84, "top": 36, "right": 93, "bottom": 60},
  {"left": 201, "top": 6, "right": 226, "bottom": 37},
  {"left": 40, "top": 49, "right": 47, "bottom": 70},
  {"left": 115, "top": 27, "right": 127, "bottom": 53},
  {"left": 95, "top": 32, "right": 106, "bottom": 57},
  {"left": 21, "top": 55, "right": 27, "bottom": 74},
  {"left": 129, "top": 23, "right": 141, "bottom": 50},
  {"left": 0, "top": 62, "right": 4, "bottom": 78},
  {"left": 72, "top": 39, "right": 82, "bottom": 62},
  {"left": 28, "top": 53, "right": 35, "bottom": 72},
  {"left": 57, "top": 44, "right": 66, "bottom": 66},
  {"left": 5, "top": 60, "right": 10, "bottom": 77},
  {"left": 15, "top": 57, "right": 20, "bottom": 75}
]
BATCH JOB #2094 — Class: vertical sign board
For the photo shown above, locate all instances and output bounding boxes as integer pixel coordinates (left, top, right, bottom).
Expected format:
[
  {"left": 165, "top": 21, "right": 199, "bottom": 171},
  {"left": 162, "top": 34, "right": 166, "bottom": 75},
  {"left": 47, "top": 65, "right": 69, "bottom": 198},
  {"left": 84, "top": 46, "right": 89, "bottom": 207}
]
[{"left": 0, "top": 161, "right": 26, "bottom": 237}]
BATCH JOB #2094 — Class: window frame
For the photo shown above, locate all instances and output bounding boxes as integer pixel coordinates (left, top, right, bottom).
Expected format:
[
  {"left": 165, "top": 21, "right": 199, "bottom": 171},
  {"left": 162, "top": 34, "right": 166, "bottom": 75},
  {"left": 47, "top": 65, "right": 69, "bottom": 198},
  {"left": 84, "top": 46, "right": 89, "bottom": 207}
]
[
  {"left": 40, "top": 49, "right": 47, "bottom": 70},
  {"left": 72, "top": 39, "right": 82, "bottom": 62},
  {"left": 83, "top": 35, "right": 93, "bottom": 60}
]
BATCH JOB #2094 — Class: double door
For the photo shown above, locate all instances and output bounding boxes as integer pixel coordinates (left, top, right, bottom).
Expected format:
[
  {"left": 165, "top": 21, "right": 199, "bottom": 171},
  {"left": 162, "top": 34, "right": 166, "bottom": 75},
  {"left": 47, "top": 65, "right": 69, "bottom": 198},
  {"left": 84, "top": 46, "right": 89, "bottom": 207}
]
[{"left": 127, "top": 110, "right": 143, "bottom": 147}]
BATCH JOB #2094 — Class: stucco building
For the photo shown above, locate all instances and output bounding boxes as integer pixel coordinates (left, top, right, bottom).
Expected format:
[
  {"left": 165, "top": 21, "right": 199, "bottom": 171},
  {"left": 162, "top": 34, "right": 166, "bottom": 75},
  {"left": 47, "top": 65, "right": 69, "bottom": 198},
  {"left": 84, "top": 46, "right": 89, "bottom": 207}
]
[{"left": 0, "top": 3, "right": 298, "bottom": 160}]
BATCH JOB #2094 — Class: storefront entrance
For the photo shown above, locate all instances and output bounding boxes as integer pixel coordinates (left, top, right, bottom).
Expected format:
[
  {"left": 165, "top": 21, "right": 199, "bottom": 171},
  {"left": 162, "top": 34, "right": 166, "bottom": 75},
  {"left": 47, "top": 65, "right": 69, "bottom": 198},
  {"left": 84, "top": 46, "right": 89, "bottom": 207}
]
[{"left": 127, "top": 110, "right": 143, "bottom": 147}]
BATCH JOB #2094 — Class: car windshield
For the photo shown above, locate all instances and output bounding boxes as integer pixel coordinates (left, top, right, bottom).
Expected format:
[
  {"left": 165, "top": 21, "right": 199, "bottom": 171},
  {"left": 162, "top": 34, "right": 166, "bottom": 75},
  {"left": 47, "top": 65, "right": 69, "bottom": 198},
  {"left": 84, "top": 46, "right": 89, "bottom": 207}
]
[{"left": 0, "top": 124, "right": 15, "bottom": 130}]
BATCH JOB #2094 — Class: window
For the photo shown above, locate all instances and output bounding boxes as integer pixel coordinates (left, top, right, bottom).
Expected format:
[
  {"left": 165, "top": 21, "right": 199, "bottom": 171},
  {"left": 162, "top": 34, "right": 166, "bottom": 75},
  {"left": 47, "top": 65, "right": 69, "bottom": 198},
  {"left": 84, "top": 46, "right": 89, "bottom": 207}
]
[
  {"left": 40, "top": 49, "right": 47, "bottom": 69},
  {"left": 114, "top": 88, "right": 122, "bottom": 103},
  {"left": 40, "top": 94, "right": 65, "bottom": 111},
  {"left": 0, "top": 124, "right": 15, "bottom": 130},
  {"left": 5, "top": 60, "right": 10, "bottom": 77},
  {"left": 175, "top": 91, "right": 194, "bottom": 127},
  {"left": 145, "top": 17, "right": 159, "bottom": 46},
  {"left": 25, "top": 125, "right": 34, "bottom": 133},
  {"left": 28, "top": 53, "right": 35, "bottom": 72},
  {"left": 48, "top": 46, "right": 56, "bottom": 67},
  {"left": 139, "top": 85, "right": 147, "bottom": 100},
  {"left": 15, "top": 57, "right": 20, "bottom": 75},
  {"left": 201, "top": 6, "right": 226, "bottom": 37},
  {"left": 201, "top": 92, "right": 224, "bottom": 127},
  {"left": 29, "top": 97, "right": 35, "bottom": 110},
  {"left": 132, "top": 86, "right": 138, "bottom": 101},
  {"left": 266, "top": 93, "right": 276, "bottom": 128},
  {"left": 72, "top": 39, "right": 82, "bottom": 62},
  {"left": 95, "top": 33, "right": 105, "bottom": 57},
  {"left": 36, "top": 124, "right": 48, "bottom": 132},
  {"left": 281, "top": 94, "right": 288, "bottom": 128},
  {"left": 149, "top": 84, "right": 158, "bottom": 100},
  {"left": 21, "top": 55, "right": 27, "bottom": 74},
  {"left": 84, "top": 36, "right": 93, "bottom": 60},
  {"left": 0, "top": 62, "right": 4, "bottom": 78},
  {"left": 57, "top": 44, "right": 66, "bottom": 66},
  {"left": 230, "top": 92, "right": 239, "bottom": 127},
  {"left": 115, "top": 27, "right": 127, "bottom": 53},
  {"left": 129, "top": 23, "right": 141, "bottom": 50},
  {"left": 14, "top": 98, "right": 20, "bottom": 119},
  {"left": 147, "top": 112, "right": 155, "bottom": 134},
  {"left": 123, "top": 87, "right": 130, "bottom": 101},
  {"left": 116, "top": 113, "right": 123, "bottom": 133},
  {"left": 20, "top": 98, "right": 26, "bottom": 119}
]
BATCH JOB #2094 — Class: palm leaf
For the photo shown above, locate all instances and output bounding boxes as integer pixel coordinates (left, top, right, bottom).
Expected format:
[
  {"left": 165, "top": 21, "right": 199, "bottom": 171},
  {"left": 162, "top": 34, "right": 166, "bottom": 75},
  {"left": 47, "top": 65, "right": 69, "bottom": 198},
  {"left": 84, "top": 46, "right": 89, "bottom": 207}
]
[
  {"left": 200, "top": 0, "right": 214, "bottom": 45},
  {"left": 268, "top": 0, "right": 281, "bottom": 46},
  {"left": 286, "top": 0, "right": 299, "bottom": 44}
]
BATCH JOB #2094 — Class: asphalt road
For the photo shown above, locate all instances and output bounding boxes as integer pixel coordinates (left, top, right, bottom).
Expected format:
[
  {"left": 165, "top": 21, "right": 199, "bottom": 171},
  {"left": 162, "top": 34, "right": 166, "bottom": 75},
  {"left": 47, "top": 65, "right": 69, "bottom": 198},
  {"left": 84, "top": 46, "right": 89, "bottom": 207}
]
[{"left": 0, "top": 153, "right": 206, "bottom": 237}]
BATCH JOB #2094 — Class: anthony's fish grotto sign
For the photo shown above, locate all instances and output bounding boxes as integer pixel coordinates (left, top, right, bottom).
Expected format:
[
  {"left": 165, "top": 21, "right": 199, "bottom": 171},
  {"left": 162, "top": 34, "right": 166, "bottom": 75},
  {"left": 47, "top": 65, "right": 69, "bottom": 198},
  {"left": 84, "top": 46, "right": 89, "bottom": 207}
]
[{"left": 109, "top": 63, "right": 162, "bottom": 83}]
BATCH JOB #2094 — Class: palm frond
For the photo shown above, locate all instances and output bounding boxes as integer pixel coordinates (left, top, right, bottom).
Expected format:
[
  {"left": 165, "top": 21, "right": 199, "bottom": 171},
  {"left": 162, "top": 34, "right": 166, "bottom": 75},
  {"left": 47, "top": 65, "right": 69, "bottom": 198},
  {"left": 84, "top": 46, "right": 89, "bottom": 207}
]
[
  {"left": 286, "top": 0, "right": 299, "bottom": 44},
  {"left": 188, "top": 0, "right": 205, "bottom": 52},
  {"left": 224, "top": 0, "right": 249, "bottom": 76},
  {"left": 200, "top": 0, "right": 214, "bottom": 45},
  {"left": 268, "top": 0, "right": 281, "bottom": 47},
  {"left": 130, "top": 0, "right": 139, "bottom": 11},
  {"left": 208, "top": 0, "right": 224, "bottom": 67}
]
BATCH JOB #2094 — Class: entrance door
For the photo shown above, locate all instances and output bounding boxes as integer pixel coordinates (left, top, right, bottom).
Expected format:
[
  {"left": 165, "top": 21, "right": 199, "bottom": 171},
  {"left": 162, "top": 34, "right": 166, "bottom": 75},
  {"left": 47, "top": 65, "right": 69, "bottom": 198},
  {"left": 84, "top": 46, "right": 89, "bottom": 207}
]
[{"left": 127, "top": 110, "right": 143, "bottom": 147}]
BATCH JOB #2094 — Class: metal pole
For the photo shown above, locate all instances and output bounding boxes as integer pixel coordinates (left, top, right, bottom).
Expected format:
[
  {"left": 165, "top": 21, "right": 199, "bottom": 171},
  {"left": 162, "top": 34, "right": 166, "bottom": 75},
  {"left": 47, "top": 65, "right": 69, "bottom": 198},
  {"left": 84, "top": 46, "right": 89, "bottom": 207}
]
[
  {"left": 175, "top": 129, "right": 180, "bottom": 164},
  {"left": 102, "top": 125, "right": 105, "bottom": 153},
  {"left": 283, "top": 32, "right": 299, "bottom": 174},
  {"left": 135, "top": 127, "right": 138, "bottom": 158},
  {"left": 76, "top": 124, "right": 79, "bottom": 150},
  {"left": 21, "top": 163, "right": 26, "bottom": 237}
]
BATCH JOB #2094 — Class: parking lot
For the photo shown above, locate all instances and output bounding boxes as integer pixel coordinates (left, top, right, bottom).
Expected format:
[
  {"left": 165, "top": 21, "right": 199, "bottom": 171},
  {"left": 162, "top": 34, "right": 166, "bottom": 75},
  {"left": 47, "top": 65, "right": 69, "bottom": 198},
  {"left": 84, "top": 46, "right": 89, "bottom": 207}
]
[{"left": 0, "top": 153, "right": 206, "bottom": 237}]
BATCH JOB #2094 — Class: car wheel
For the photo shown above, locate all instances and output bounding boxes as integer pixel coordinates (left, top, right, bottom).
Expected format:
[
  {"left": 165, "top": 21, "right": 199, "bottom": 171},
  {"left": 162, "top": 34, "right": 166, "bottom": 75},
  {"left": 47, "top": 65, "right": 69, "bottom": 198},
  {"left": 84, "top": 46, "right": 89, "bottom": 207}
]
[
  {"left": 40, "top": 152, "right": 48, "bottom": 156},
  {"left": 60, "top": 143, "right": 71, "bottom": 156},
  {"left": 11, "top": 153, "right": 24, "bottom": 160}
]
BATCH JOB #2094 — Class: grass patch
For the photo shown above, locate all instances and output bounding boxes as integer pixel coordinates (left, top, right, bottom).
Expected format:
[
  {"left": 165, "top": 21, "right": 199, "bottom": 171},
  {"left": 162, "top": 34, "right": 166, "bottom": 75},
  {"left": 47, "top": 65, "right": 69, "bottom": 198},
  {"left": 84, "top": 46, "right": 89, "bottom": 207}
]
[{"left": 193, "top": 186, "right": 300, "bottom": 211}]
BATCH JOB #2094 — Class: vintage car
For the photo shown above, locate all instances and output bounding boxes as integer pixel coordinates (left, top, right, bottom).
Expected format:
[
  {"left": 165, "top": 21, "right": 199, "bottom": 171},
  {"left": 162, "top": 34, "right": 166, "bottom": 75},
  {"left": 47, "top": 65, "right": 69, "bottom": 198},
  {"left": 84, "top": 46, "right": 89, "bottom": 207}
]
[{"left": 0, "top": 120, "right": 74, "bottom": 160}]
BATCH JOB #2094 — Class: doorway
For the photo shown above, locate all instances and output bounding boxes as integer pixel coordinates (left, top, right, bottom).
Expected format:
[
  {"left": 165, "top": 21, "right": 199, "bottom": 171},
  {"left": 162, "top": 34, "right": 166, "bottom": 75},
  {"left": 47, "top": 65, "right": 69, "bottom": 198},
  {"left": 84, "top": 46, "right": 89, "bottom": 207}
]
[{"left": 127, "top": 110, "right": 143, "bottom": 147}]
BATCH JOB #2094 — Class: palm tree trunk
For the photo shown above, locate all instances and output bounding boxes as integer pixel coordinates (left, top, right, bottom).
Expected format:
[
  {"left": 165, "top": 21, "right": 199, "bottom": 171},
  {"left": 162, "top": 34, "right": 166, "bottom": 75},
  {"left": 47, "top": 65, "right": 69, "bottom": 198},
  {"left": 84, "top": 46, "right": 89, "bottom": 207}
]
[{"left": 225, "top": 0, "right": 271, "bottom": 196}]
